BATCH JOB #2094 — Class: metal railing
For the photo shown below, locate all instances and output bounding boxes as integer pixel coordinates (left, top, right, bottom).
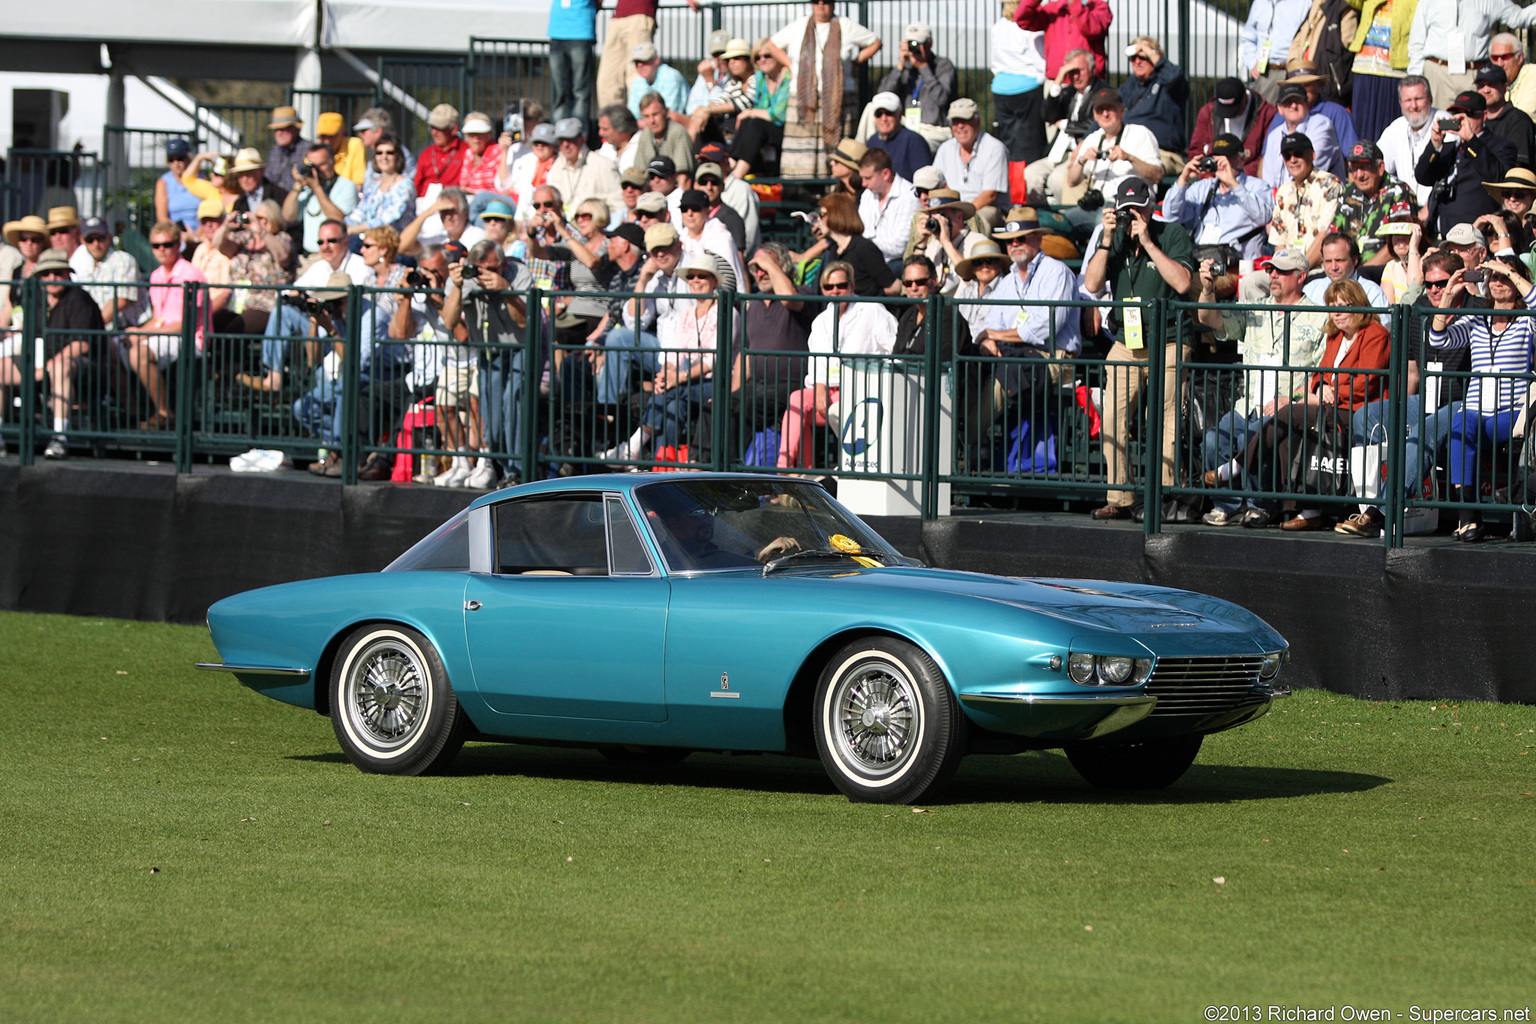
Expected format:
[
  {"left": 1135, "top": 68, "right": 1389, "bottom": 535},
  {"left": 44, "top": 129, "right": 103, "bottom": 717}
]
[{"left": 7, "top": 275, "right": 1534, "bottom": 544}]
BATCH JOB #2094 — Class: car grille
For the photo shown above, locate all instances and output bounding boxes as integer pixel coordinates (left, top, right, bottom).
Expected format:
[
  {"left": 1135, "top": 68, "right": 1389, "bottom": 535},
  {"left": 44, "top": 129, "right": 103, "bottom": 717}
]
[{"left": 1145, "top": 655, "right": 1267, "bottom": 716}]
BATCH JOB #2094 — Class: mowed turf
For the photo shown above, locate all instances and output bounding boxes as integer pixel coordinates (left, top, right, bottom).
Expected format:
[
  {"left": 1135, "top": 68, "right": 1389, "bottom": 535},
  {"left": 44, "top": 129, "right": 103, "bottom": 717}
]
[{"left": 2, "top": 611, "right": 1533, "bottom": 1024}]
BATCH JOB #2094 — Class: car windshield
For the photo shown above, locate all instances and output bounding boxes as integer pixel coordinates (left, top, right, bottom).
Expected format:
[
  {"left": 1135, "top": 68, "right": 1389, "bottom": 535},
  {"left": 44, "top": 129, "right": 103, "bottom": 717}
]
[{"left": 634, "top": 478, "right": 905, "bottom": 574}]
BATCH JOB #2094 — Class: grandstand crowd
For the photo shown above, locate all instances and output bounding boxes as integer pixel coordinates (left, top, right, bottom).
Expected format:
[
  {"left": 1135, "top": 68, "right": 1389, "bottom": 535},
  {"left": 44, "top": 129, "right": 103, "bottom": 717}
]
[{"left": 4, "top": 0, "right": 1536, "bottom": 540}]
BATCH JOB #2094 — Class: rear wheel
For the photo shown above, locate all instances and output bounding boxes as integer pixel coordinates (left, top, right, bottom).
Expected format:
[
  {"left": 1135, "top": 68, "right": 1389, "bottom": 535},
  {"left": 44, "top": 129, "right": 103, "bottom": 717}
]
[
  {"left": 1064, "top": 734, "right": 1203, "bottom": 790},
  {"left": 330, "top": 624, "right": 468, "bottom": 775},
  {"left": 813, "top": 637, "right": 966, "bottom": 804}
]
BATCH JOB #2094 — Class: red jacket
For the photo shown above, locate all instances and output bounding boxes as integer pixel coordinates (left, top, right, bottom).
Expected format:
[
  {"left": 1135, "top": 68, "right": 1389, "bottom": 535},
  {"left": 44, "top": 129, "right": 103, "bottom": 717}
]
[
  {"left": 415, "top": 136, "right": 469, "bottom": 193},
  {"left": 1312, "top": 320, "right": 1391, "bottom": 410},
  {"left": 1014, "top": 0, "right": 1113, "bottom": 78},
  {"left": 1187, "top": 92, "right": 1277, "bottom": 179}
]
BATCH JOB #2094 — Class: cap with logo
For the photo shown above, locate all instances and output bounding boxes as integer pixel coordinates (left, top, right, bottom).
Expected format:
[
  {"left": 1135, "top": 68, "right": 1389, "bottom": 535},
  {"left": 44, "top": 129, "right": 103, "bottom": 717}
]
[
  {"left": 871, "top": 91, "right": 902, "bottom": 115},
  {"left": 553, "top": 117, "right": 585, "bottom": 140},
  {"left": 1443, "top": 223, "right": 1488, "bottom": 247},
  {"left": 480, "top": 200, "right": 515, "bottom": 220},
  {"left": 904, "top": 22, "right": 933, "bottom": 44},
  {"left": 1279, "top": 132, "right": 1315, "bottom": 156},
  {"left": 1448, "top": 90, "right": 1487, "bottom": 115},
  {"left": 529, "top": 123, "right": 558, "bottom": 145},
  {"left": 428, "top": 104, "right": 460, "bottom": 129},
  {"left": 81, "top": 217, "right": 110, "bottom": 240},
  {"left": 1213, "top": 77, "right": 1247, "bottom": 118},
  {"left": 166, "top": 138, "right": 192, "bottom": 158},
  {"left": 647, "top": 155, "right": 678, "bottom": 178},
  {"left": 911, "top": 166, "right": 945, "bottom": 190},
  {"left": 635, "top": 192, "right": 668, "bottom": 214},
  {"left": 606, "top": 222, "right": 648, "bottom": 250},
  {"left": 694, "top": 162, "right": 725, "bottom": 182},
  {"left": 621, "top": 167, "right": 650, "bottom": 188},
  {"left": 632, "top": 42, "right": 658, "bottom": 63},
  {"left": 1346, "top": 140, "right": 1384, "bottom": 162},
  {"left": 993, "top": 207, "right": 1048, "bottom": 239},
  {"left": 1268, "top": 248, "right": 1309, "bottom": 272},
  {"left": 947, "top": 98, "right": 980, "bottom": 122},
  {"left": 1476, "top": 64, "right": 1509, "bottom": 86},
  {"left": 707, "top": 29, "right": 732, "bottom": 55},
  {"left": 1210, "top": 133, "right": 1244, "bottom": 159},
  {"left": 1276, "top": 83, "right": 1310, "bottom": 105},
  {"left": 1113, "top": 178, "right": 1154, "bottom": 209},
  {"left": 1088, "top": 86, "right": 1124, "bottom": 111}
]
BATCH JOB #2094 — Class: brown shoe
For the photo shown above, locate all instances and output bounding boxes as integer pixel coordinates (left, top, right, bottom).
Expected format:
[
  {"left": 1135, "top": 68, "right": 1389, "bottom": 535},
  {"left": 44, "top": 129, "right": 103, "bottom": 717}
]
[
  {"left": 1335, "top": 512, "right": 1382, "bottom": 538},
  {"left": 1280, "top": 514, "right": 1332, "bottom": 531},
  {"left": 1090, "top": 503, "right": 1134, "bottom": 521},
  {"left": 1202, "top": 469, "right": 1219, "bottom": 487},
  {"left": 357, "top": 454, "right": 393, "bottom": 481},
  {"left": 237, "top": 372, "right": 278, "bottom": 392},
  {"left": 308, "top": 454, "right": 336, "bottom": 477}
]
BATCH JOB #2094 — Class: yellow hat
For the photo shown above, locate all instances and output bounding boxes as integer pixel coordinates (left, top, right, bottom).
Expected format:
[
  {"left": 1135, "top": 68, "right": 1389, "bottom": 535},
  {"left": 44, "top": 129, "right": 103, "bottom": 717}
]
[
  {"left": 316, "top": 112, "right": 345, "bottom": 136},
  {"left": 197, "top": 197, "right": 226, "bottom": 221}
]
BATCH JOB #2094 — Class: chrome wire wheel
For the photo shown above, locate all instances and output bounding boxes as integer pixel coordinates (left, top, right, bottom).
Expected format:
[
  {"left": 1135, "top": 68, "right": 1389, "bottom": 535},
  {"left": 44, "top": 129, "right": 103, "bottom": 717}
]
[
  {"left": 831, "top": 659, "right": 918, "bottom": 775},
  {"left": 330, "top": 624, "right": 468, "bottom": 775},
  {"left": 346, "top": 638, "right": 429, "bottom": 750},
  {"left": 814, "top": 637, "right": 965, "bottom": 804}
]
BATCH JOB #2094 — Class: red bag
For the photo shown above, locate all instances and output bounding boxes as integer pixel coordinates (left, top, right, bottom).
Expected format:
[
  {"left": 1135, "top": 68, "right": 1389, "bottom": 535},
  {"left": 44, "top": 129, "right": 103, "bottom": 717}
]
[
  {"left": 653, "top": 444, "right": 692, "bottom": 471},
  {"left": 1009, "top": 160, "right": 1029, "bottom": 206}
]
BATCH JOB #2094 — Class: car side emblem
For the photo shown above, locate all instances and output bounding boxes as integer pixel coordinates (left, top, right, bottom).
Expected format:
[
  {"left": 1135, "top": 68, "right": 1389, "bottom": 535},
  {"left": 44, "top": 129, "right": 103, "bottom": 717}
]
[{"left": 710, "top": 671, "right": 740, "bottom": 699}]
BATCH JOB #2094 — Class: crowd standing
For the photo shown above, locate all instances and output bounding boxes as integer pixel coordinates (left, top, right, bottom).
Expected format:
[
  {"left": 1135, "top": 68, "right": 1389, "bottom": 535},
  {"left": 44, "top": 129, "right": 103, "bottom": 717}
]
[{"left": 3, "top": 0, "right": 1535, "bottom": 541}]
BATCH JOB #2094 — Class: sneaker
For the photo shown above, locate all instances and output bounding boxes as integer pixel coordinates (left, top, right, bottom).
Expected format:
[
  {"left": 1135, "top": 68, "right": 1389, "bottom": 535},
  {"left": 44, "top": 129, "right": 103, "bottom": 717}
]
[
  {"left": 600, "top": 440, "right": 632, "bottom": 464},
  {"left": 1239, "top": 508, "right": 1281, "bottom": 528},
  {"left": 1335, "top": 512, "right": 1382, "bottom": 538},
  {"left": 1202, "top": 506, "right": 1242, "bottom": 526},
  {"left": 465, "top": 459, "right": 497, "bottom": 489},
  {"left": 43, "top": 435, "right": 67, "bottom": 460},
  {"left": 433, "top": 462, "right": 471, "bottom": 488}
]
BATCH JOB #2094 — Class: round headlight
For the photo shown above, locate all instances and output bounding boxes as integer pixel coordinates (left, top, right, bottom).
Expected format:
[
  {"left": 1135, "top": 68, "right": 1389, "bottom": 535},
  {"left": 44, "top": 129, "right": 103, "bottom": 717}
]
[
  {"left": 1259, "top": 652, "right": 1282, "bottom": 681},
  {"left": 1097, "top": 655, "right": 1134, "bottom": 684},
  {"left": 1132, "top": 658, "right": 1153, "bottom": 684},
  {"left": 1067, "top": 652, "right": 1097, "bottom": 684}
]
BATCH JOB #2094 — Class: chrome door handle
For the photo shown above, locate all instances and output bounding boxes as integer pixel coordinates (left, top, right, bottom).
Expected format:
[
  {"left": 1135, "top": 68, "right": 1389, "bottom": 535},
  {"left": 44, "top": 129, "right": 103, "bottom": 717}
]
[{"left": 464, "top": 600, "right": 482, "bottom": 611}]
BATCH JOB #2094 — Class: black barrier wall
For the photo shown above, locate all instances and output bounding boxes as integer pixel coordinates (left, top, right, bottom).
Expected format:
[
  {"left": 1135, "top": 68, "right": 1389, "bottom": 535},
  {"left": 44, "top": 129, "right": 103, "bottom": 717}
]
[{"left": 1, "top": 462, "right": 1531, "bottom": 705}]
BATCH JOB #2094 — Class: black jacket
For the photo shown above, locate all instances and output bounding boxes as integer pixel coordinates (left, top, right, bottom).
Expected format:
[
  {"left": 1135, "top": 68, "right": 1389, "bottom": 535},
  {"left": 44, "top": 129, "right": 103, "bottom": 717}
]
[
  {"left": 1415, "top": 131, "right": 1517, "bottom": 237},
  {"left": 1042, "top": 77, "right": 1105, "bottom": 143}
]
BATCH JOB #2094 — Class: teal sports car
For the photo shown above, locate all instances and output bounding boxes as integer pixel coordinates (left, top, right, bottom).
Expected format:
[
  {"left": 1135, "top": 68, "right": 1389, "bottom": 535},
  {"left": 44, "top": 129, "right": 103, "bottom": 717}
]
[{"left": 200, "top": 474, "right": 1290, "bottom": 804}]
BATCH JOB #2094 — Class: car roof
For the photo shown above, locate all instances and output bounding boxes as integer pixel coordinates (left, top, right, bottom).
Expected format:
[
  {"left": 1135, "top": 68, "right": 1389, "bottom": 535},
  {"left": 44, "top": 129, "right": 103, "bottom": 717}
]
[{"left": 463, "top": 471, "right": 823, "bottom": 511}]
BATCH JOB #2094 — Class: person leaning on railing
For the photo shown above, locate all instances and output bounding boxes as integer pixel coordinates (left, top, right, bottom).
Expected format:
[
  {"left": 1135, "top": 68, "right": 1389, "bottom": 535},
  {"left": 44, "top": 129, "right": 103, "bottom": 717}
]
[
  {"left": 122, "top": 220, "right": 207, "bottom": 431},
  {"left": 1428, "top": 256, "right": 1536, "bottom": 541},
  {"left": 775, "top": 260, "right": 897, "bottom": 471},
  {"left": 1214, "top": 278, "right": 1390, "bottom": 532},
  {"left": 725, "top": 242, "right": 815, "bottom": 462},
  {"left": 3, "top": 248, "right": 102, "bottom": 461}
]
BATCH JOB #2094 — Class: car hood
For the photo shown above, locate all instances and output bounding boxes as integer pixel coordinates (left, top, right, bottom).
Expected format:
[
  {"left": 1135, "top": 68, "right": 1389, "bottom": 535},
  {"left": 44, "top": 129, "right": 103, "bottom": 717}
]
[{"left": 774, "top": 565, "right": 1273, "bottom": 636}]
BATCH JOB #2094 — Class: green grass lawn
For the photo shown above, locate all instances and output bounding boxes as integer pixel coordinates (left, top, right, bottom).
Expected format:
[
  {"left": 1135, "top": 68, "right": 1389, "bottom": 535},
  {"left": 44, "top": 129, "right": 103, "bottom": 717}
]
[{"left": 2, "top": 611, "right": 1533, "bottom": 1023}]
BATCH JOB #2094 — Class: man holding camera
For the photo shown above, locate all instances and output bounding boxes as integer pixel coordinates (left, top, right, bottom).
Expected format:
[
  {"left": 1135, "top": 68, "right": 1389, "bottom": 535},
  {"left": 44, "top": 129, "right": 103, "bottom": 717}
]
[
  {"left": 1332, "top": 140, "right": 1418, "bottom": 265},
  {"left": 1027, "top": 48, "right": 1104, "bottom": 205},
  {"left": 246, "top": 219, "right": 370, "bottom": 393},
  {"left": 1162, "top": 133, "right": 1274, "bottom": 263},
  {"left": 1060, "top": 86, "right": 1161, "bottom": 225},
  {"left": 1415, "top": 89, "right": 1516, "bottom": 238},
  {"left": 911, "top": 189, "right": 976, "bottom": 294},
  {"left": 443, "top": 239, "right": 536, "bottom": 486},
  {"left": 282, "top": 142, "right": 359, "bottom": 254},
  {"left": 1082, "top": 178, "right": 1195, "bottom": 521},
  {"left": 877, "top": 23, "right": 958, "bottom": 127}
]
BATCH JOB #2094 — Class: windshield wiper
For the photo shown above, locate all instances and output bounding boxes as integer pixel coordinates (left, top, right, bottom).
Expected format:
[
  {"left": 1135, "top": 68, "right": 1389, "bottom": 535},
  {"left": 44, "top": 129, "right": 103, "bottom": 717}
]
[{"left": 763, "top": 548, "right": 871, "bottom": 574}]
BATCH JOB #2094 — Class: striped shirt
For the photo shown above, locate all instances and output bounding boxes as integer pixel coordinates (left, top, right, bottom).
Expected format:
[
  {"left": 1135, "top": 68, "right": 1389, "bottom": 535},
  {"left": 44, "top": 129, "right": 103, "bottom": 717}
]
[{"left": 1428, "top": 286, "right": 1536, "bottom": 415}]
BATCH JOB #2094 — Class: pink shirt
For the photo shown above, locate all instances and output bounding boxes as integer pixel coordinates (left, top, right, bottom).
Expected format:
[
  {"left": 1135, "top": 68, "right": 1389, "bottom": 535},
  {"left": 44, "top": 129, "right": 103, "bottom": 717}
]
[
  {"left": 150, "top": 258, "right": 209, "bottom": 350},
  {"left": 459, "top": 143, "right": 505, "bottom": 194}
]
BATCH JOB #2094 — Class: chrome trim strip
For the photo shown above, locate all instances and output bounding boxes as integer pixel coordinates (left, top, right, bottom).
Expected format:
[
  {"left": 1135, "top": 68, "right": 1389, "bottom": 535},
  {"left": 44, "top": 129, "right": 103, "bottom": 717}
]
[
  {"left": 963, "top": 693, "right": 1155, "bottom": 707},
  {"left": 195, "top": 663, "right": 311, "bottom": 677}
]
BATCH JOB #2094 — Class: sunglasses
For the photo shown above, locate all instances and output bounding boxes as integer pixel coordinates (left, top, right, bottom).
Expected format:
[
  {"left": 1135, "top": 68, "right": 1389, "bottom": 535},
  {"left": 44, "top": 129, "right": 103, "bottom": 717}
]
[
  {"left": 1491, "top": 51, "right": 1520, "bottom": 60},
  {"left": 1130, "top": 54, "right": 1153, "bottom": 63},
  {"left": 317, "top": 236, "right": 344, "bottom": 245},
  {"left": 755, "top": 54, "right": 773, "bottom": 62},
  {"left": 684, "top": 272, "right": 718, "bottom": 281},
  {"left": 375, "top": 149, "right": 397, "bottom": 157},
  {"left": 902, "top": 277, "right": 933, "bottom": 287},
  {"left": 85, "top": 234, "right": 109, "bottom": 243},
  {"left": 533, "top": 201, "right": 559, "bottom": 210},
  {"left": 680, "top": 204, "right": 705, "bottom": 213},
  {"left": 167, "top": 155, "right": 190, "bottom": 163},
  {"left": 1505, "top": 190, "right": 1536, "bottom": 200},
  {"left": 39, "top": 270, "right": 71, "bottom": 279},
  {"left": 822, "top": 281, "right": 851, "bottom": 292},
  {"left": 150, "top": 241, "right": 179, "bottom": 249},
  {"left": 361, "top": 240, "right": 378, "bottom": 248},
  {"left": 574, "top": 211, "right": 596, "bottom": 219},
  {"left": 1425, "top": 278, "right": 1451, "bottom": 289},
  {"left": 17, "top": 234, "right": 45, "bottom": 244}
]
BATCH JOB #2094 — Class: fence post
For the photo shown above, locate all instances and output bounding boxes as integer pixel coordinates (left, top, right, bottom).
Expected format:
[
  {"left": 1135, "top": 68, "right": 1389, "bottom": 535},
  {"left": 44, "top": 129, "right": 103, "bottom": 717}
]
[
  {"left": 523, "top": 286, "right": 543, "bottom": 483},
  {"left": 710, "top": 1, "right": 722, "bottom": 33},
  {"left": 1384, "top": 304, "right": 1411, "bottom": 548},
  {"left": 713, "top": 288, "right": 732, "bottom": 470},
  {"left": 340, "top": 285, "right": 363, "bottom": 485},
  {"left": 17, "top": 276, "right": 38, "bottom": 465},
  {"left": 174, "top": 283, "right": 197, "bottom": 473},
  {"left": 1143, "top": 298, "right": 1166, "bottom": 535},
  {"left": 922, "top": 292, "right": 942, "bottom": 519}
]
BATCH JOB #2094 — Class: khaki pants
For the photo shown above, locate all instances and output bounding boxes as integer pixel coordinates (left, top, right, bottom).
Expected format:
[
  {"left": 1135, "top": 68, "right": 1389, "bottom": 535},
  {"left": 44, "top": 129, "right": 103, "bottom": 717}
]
[
  {"left": 598, "top": 14, "right": 654, "bottom": 108},
  {"left": 1102, "top": 340, "right": 1189, "bottom": 508},
  {"left": 1422, "top": 61, "right": 1478, "bottom": 112}
]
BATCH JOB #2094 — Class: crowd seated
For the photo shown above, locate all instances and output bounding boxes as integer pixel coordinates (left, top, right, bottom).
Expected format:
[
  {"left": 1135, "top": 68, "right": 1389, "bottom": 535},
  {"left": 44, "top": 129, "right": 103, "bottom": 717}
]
[{"left": 4, "top": 2, "right": 1536, "bottom": 544}]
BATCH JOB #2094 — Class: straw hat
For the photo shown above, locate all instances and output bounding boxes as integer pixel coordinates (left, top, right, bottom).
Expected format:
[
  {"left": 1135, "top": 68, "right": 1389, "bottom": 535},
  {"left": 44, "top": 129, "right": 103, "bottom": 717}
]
[
  {"left": 925, "top": 189, "right": 975, "bottom": 219},
  {"left": 310, "top": 272, "right": 353, "bottom": 302},
  {"left": 4, "top": 215, "right": 48, "bottom": 246},
  {"left": 268, "top": 105, "right": 303, "bottom": 129},
  {"left": 992, "top": 206, "right": 1049, "bottom": 240},
  {"left": 228, "top": 148, "right": 266, "bottom": 174},
  {"left": 829, "top": 139, "right": 868, "bottom": 172},
  {"left": 46, "top": 206, "right": 81, "bottom": 232},
  {"left": 1484, "top": 166, "right": 1536, "bottom": 198},
  {"left": 955, "top": 239, "right": 1008, "bottom": 281}
]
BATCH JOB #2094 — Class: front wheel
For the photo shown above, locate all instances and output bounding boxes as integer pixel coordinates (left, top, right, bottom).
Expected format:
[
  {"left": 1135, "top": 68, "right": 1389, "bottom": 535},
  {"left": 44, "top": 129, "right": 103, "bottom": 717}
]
[
  {"left": 330, "top": 624, "right": 468, "bottom": 775},
  {"left": 813, "top": 637, "right": 966, "bottom": 804},
  {"left": 1064, "top": 734, "right": 1203, "bottom": 790}
]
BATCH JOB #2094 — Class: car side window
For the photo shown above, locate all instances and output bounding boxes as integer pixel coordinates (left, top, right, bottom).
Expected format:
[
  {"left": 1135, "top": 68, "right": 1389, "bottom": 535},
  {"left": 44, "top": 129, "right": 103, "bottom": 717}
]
[
  {"left": 494, "top": 496, "right": 608, "bottom": 576},
  {"left": 605, "top": 496, "right": 653, "bottom": 576}
]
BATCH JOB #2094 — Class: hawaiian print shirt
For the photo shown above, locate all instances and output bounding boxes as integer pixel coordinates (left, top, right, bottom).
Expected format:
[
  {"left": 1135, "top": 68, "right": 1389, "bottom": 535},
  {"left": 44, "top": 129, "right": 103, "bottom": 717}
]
[
  {"left": 1333, "top": 176, "right": 1417, "bottom": 262},
  {"left": 1268, "top": 169, "right": 1344, "bottom": 253}
]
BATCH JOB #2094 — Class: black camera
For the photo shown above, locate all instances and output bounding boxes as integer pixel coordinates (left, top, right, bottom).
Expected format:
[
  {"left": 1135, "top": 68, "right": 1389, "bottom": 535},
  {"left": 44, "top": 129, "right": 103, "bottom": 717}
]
[
  {"left": 1078, "top": 189, "right": 1105, "bottom": 212},
  {"left": 405, "top": 267, "right": 433, "bottom": 288},
  {"left": 280, "top": 293, "right": 344, "bottom": 317},
  {"left": 925, "top": 216, "right": 943, "bottom": 235},
  {"left": 1197, "top": 156, "right": 1218, "bottom": 173},
  {"left": 235, "top": 211, "right": 250, "bottom": 225},
  {"left": 1207, "top": 256, "right": 1228, "bottom": 278}
]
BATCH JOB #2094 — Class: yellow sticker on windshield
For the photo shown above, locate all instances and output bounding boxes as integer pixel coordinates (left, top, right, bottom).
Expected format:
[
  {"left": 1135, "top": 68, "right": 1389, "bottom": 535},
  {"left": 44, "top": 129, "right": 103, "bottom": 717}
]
[
  {"left": 828, "top": 534, "right": 862, "bottom": 553},
  {"left": 851, "top": 556, "right": 884, "bottom": 568}
]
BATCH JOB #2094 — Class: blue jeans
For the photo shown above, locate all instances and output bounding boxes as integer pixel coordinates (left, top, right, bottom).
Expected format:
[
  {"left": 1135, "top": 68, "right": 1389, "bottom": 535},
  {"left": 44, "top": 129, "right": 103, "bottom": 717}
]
[
  {"left": 481, "top": 348, "right": 532, "bottom": 480},
  {"left": 262, "top": 303, "right": 311, "bottom": 373},
  {"left": 1448, "top": 407, "right": 1517, "bottom": 486},
  {"left": 643, "top": 380, "right": 712, "bottom": 447},
  {"left": 595, "top": 327, "right": 659, "bottom": 405},
  {"left": 549, "top": 38, "right": 595, "bottom": 128},
  {"left": 1203, "top": 409, "right": 1275, "bottom": 512}
]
